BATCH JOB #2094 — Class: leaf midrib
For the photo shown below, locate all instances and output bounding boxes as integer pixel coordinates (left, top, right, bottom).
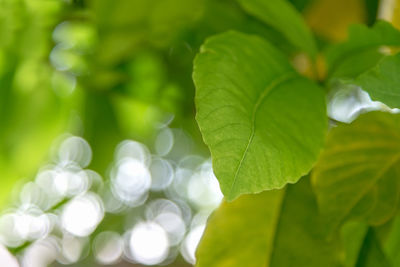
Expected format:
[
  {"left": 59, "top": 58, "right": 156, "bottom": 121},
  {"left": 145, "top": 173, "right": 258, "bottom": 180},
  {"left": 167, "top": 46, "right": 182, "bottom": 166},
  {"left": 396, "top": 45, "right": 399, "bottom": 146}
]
[{"left": 228, "top": 72, "right": 298, "bottom": 197}]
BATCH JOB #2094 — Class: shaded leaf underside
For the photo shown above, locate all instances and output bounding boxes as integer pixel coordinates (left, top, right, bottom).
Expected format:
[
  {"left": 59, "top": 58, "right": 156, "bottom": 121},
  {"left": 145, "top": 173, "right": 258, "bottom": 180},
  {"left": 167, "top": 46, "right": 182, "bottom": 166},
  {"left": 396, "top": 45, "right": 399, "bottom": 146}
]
[{"left": 312, "top": 111, "right": 400, "bottom": 231}]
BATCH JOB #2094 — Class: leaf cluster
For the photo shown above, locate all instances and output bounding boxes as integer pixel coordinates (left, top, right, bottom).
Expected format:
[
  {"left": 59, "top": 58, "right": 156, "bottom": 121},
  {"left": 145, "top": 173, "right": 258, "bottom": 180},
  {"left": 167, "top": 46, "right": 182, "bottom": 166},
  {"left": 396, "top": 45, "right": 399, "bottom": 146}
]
[{"left": 193, "top": 0, "right": 400, "bottom": 266}]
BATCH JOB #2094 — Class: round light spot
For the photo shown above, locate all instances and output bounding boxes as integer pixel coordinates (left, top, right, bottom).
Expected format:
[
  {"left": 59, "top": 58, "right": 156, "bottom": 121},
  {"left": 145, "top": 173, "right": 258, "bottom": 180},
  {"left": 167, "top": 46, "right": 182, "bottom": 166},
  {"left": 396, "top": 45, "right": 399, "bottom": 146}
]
[
  {"left": 19, "top": 182, "right": 47, "bottom": 209},
  {"left": 61, "top": 193, "right": 104, "bottom": 237},
  {"left": 58, "top": 136, "right": 92, "bottom": 168},
  {"left": 128, "top": 222, "right": 169, "bottom": 265},
  {"left": 22, "top": 238, "right": 58, "bottom": 267},
  {"left": 93, "top": 232, "right": 123, "bottom": 265},
  {"left": 0, "top": 244, "right": 20, "bottom": 267},
  {"left": 187, "top": 160, "right": 223, "bottom": 209},
  {"left": 145, "top": 199, "right": 182, "bottom": 219},
  {"left": 111, "top": 158, "right": 151, "bottom": 206},
  {"left": 149, "top": 158, "right": 174, "bottom": 191},
  {"left": 155, "top": 128, "right": 174, "bottom": 156},
  {"left": 145, "top": 199, "right": 186, "bottom": 245},
  {"left": 154, "top": 212, "right": 185, "bottom": 246},
  {"left": 181, "top": 225, "right": 205, "bottom": 265},
  {"left": 115, "top": 140, "right": 150, "bottom": 166},
  {"left": 0, "top": 213, "right": 24, "bottom": 248}
]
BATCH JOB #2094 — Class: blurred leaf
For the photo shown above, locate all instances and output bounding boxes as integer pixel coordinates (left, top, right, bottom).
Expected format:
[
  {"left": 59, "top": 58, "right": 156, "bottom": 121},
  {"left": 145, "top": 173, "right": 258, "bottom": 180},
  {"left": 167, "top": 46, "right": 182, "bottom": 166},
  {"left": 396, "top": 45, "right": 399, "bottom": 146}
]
[
  {"left": 289, "top": 0, "right": 314, "bottom": 11},
  {"left": 126, "top": 51, "right": 166, "bottom": 102},
  {"left": 196, "top": 178, "right": 355, "bottom": 267},
  {"left": 312, "top": 111, "right": 400, "bottom": 232},
  {"left": 237, "top": 0, "right": 317, "bottom": 58},
  {"left": 365, "top": 0, "right": 380, "bottom": 26},
  {"left": 328, "top": 49, "right": 384, "bottom": 81},
  {"left": 194, "top": 31, "right": 327, "bottom": 200},
  {"left": 379, "top": 0, "right": 400, "bottom": 30},
  {"left": 380, "top": 215, "right": 400, "bottom": 266},
  {"left": 341, "top": 221, "right": 369, "bottom": 267},
  {"left": 395, "top": 0, "right": 400, "bottom": 29},
  {"left": 355, "top": 229, "right": 392, "bottom": 267},
  {"left": 90, "top": 0, "right": 204, "bottom": 66},
  {"left": 326, "top": 21, "right": 400, "bottom": 80},
  {"left": 305, "top": 0, "right": 366, "bottom": 41},
  {"left": 81, "top": 92, "right": 122, "bottom": 173},
  {"left": 188, "top": 0, "right": 296, "bottom": 55},
  {"left": 355, "top": 53, "right": 400, "bottom": 108},
  {"left": 112, "top": 95, "right": 164, "bottom": 139}
]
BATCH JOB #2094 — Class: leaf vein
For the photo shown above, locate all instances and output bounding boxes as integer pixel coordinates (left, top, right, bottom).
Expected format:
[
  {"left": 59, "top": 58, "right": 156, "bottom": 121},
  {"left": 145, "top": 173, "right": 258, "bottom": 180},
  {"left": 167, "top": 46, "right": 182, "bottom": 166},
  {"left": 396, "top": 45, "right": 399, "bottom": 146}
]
[{"left": 228, "top": 72, "right": 298, "bottom": 196}]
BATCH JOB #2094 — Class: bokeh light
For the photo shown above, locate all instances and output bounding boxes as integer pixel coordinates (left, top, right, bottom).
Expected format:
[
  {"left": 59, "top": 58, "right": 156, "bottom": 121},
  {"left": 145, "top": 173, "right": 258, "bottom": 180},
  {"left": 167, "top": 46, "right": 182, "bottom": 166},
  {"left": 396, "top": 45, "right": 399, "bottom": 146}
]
[
  {"left": 111, "top": 158, "right": 151, "bottom": 206},
  {"left": 149, "top": 157, "right": 174, "bottom": 191},
  {"left": 0, "top": 2, "right": 226, "bottom": 262},
  {"left": 61, "top": 193, "right": 104, "bottom": 237},
  {"left": 128, "top": 221, "right": 170, "bottom": 265},
  {"left": 93, "top": 231, "right": 124, "bottom": 265},
  {"left": 58, "top": 136, "right": 92, "bottom": 168},
  {"left": 181, "top": 224, "right": 206, "bottom": 265},
  {"left": 0, "top": 244, "right": 20, "bottom": 267},
  {"left": 0, "top": 130, "right": 224, "bottom": 266}
]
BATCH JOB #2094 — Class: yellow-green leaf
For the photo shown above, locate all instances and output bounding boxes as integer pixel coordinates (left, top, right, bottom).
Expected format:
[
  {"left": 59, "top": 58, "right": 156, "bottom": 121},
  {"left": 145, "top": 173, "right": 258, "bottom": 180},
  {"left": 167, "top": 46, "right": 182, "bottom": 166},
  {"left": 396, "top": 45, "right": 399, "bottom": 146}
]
[
  {"left": 312, "top": 111, "right": 400, "bottom": 231},
  {"left": 196, "top": 178, "right": 349, "bottom": 267}
]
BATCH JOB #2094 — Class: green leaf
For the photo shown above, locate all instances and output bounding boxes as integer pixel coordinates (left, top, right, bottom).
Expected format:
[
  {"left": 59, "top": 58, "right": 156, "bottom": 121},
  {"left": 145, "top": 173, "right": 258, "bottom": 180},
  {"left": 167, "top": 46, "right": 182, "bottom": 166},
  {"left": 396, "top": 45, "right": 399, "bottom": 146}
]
[
  {"left": 381, "top": 215, "right": 400, "bottom": 266},
  {"left": 355, "top": 229, "right": 392, "bottom": 267},
  {"left": 237, "top": 0, "right": 317, "bottom": 58},
  {"left": 326, "top": 21, "right": 400, "bottom": 80},
  {"left": 312, "top": 111, "right": 400, "bottom": 232},
  {"left": 197, "top": 185, "right": 284, "bottom": 267},
  {"left": 355, "top": 53, "right": 400, "bottom": 108},
  {"left": 196, "top": 178, "right": 352, "bottom": 267},
  {"left": 193, "top": 31, "right": 327, "bottom": 200},
  {"left": 340, "top": 221, "right": 369, "bottom": 267}
]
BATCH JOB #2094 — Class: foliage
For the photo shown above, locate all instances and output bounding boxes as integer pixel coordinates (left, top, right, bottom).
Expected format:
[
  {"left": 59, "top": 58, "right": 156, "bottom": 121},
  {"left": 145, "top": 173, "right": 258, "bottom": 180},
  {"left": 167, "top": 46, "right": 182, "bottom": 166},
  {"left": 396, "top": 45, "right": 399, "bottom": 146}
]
[
  {"left": 194, "top": 31, "right": 326, "bottom": 200},
  {"left": 197, "top": 178, "right": 348, "bottom": 267},
  {"left": 355, "top": 54, "right": 400, "bottom": 107},
  {"left": 193, "top": 0, "right": 400, "bottom": 266},
  {"left": 2, "top": 0, "right": 400, "bottom": 266}
]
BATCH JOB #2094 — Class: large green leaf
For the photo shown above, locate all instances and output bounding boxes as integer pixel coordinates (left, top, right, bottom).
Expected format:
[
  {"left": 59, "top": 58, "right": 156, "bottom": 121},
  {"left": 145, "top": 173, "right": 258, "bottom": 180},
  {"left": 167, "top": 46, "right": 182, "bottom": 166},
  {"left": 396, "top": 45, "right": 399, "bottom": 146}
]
[
  {"left": 196, "top": 178, "right": 351, "bottom": 267},
  {"left": 326, "top": 21, "right": 400, "bottom": 80},
  {"left": 237, "top": 0, "right": 317, "bottom": 58},
  {"left": 193, "top": 31, "right": 327, "bottom": 200},
  {"left": 312, "top": 111, "right": 400, "bottom": 232},
  {"left": 355, "top": 53, "right": 400, "bottom": 108}
]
